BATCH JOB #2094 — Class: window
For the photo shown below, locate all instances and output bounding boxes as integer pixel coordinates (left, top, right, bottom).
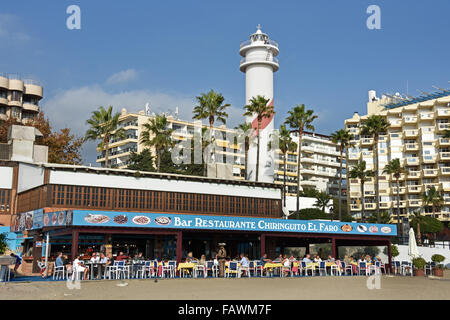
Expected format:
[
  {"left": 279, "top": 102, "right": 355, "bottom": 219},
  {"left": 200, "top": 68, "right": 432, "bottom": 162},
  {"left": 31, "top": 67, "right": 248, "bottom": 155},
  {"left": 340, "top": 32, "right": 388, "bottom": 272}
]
[
  {"left": 0, "top": 189, "right": 11, "bottom": 212},
  {"left": 10, "top": 90, "right": 21, "bottom": 101}
]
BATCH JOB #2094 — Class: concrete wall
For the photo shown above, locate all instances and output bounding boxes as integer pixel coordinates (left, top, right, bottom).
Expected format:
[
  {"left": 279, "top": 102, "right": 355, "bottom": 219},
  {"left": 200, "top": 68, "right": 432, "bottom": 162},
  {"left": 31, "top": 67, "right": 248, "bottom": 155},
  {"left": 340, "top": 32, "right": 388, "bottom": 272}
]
[
  {"left": 17, "top": 163, "right": 44, "bottom": 193},
  {"left": 285, "top": 196, "right": 333, "bottom": 214},
  {"left": 0, "top": 167, "right": 13, "bottom": 189},
  {"left": 395, "top": 245, "right": 450, "bottom": 267},
  {"left": 49, "top": 170, "right": 281, "bottom": 199}
]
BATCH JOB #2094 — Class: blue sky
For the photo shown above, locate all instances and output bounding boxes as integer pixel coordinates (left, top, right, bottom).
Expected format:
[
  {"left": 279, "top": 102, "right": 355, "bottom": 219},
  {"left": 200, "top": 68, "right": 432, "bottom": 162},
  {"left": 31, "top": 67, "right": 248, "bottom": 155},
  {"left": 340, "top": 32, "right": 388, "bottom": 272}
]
[{"left": 1, "top": 0, "right": 449, "bottom": 164}]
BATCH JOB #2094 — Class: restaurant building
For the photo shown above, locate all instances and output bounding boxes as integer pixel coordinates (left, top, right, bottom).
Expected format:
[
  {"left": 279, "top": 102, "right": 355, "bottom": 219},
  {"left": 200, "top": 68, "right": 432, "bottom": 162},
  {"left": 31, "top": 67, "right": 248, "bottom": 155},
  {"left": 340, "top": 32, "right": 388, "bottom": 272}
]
[{"left": 4, "top": 161, "right": 395, "bottom": 274}]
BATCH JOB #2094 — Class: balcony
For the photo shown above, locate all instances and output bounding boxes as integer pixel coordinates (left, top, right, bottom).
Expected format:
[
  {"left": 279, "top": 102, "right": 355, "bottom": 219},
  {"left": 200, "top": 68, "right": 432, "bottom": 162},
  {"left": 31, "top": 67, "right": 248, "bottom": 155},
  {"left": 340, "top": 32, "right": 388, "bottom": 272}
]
[
  {"left": 438, "top": 138, "right": 450, "bottom": 146},
  {"left": 404, "top": 143, "right": 419, "bottom": 151},
  {"left": 391, "top": 173, "right": 406, "bottom": 180},
  {"left": 441, "top": 182, "right": 450, "bottom": 191},
  {"left": 436, "top": 108, "right": 450, "bottom": 118},
  {"left": 396, "top": 186, "right": 406, "bottom": 194},
  {"left": 406, "top": 171, "right": 421, "bottom": 179},
  {"left": 240, "top": 56, "right": 279, "bottom": 72},
  {"left": 408, "top": 199, "right": 422, "bottom": 207},
  {"left": 437, "top": 123, "right": 450, "bottom": 132},
  {"left": 419, "top": 112, "right": 435, "bottom": 120},
  {"left": 407, "top": 185, "right": 423, "bottom": 193},
  {"left": 361, "top": 151, "right": 373, "bottom": 157},
  {"left": 348, "top": 152, "right": 360, "bottom": 160},
  {"left": 364, "top": 203, "right": 376, "bottom": 210},
  {"left": 420, "top": 127, "right": 435, "bottom": 135},
  {"left": 361, "top": 138, "right": 373, "bottom": 145},
  {"left": 422, "top": 155, "right": 437, "bottom": 163},
  {"left": 389, "top": 120, "right": 402, "bottom": 128},
  {"left": 403, "top": 130, "right": 419, "bottom": 138},
  {"left": 403, "top": 116, "right": 418, "bottom": 124},
  {"left": 405, "top": 157, "right": 419, "bottom": 166},
  {"left": 423, "top": 183, "right": 440, "bottom": 190},
  {"left": 379, "top": 188, "right": 391, "bottom": 195},
  {"left": 380, "top": 202, "right": 392, "bottom": 209},
  {"left": 350, "top": 204, "right": 361, "bottom": 211},
  {"left": 440, "top": 167, "right": 450, "bottom": 175},
  {"left": 439, "top": 152, "right": 450, "bottom": 161},
  {"left": 423, "top": 169, "right": 438, "bottom": 177}
]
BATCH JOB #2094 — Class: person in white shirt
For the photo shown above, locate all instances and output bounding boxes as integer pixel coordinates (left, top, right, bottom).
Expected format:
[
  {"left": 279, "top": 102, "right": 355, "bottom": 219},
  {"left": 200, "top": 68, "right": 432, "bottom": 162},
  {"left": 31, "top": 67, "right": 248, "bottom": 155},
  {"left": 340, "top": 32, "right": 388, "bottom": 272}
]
[
  {"left": 239, "top": 253, "right": 250, "bottom": 277},
  {"left": 99, "top": 253, "right": 108, "bottom": 264},
  {"left": 90, "top": 253, "right": 100, "bottom": 263},
  {"left": 73, "top": 256, "right": 89, "bottom": 280},
  {"left": 313, "top": 255, "right": 322, "bottom": 263}
]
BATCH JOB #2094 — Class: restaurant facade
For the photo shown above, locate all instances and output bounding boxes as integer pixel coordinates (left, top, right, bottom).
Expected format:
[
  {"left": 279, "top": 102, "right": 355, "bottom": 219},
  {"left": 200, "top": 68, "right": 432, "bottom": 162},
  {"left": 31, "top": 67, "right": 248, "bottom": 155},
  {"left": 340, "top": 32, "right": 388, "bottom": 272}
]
[{"left": 5, "top": 162, "right": 397, "bottom": 274}]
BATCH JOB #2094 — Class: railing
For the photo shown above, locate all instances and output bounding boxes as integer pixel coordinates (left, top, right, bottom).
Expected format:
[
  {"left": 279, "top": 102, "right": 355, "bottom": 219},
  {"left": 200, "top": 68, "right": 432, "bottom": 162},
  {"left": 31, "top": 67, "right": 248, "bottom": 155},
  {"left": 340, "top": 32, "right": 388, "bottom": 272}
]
[
  {"left": 240, "top": 39, "right": 279, "bottom": 49},
  {"left": 405, "top": 143, "right": 419, "bottom": 149},
  {"left": 240, "top": 57, "right": 279, "bottom": 65},
  {"left": 438, "top": 123, "right": 450, "bottom": 130}
]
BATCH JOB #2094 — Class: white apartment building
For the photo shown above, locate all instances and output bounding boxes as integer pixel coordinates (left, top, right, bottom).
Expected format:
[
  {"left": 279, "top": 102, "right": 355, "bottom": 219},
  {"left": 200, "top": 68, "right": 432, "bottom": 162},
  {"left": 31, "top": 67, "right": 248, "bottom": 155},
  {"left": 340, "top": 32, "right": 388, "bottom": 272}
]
[
  {"left": 0, "top": 73, "right": 43, "bottom": 123},
  {"left": 345, "top": 89, "right": 450, "bottom": 222}
]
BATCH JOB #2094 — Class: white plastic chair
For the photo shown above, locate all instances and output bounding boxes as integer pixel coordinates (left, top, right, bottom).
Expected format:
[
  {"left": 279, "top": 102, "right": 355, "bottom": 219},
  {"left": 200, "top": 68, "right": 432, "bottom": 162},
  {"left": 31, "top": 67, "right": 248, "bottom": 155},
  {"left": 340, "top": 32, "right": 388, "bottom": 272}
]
[
  {"left": 341, "top": 262, "right": 353, "bottom": 276},
  {"left": 53, "top": 262, "right": 66, "bottom": 280},
  {"left": 239, "top": 264, "right": 251, "bottom": 278},
  {"left": 205, "top": 261, "right": 217, "bottom": 277},
  {"left": 331, "top": 261, "right": 342, "bottom": 276},
  {"left": 253, "top": 261, "right": 264, "bottom": 277},
  {"left": 317, "top": 261, "right": 327, "bottom": 276},
  {"left": 114, "top": 261, "right": 130, "bottom": 279},
  {"left": 194, "top": 264, "right": 206, "bottom": 278},
  {"left": 301, "top": 262, "right": 314, "bottom": 276},
  {"left": 401, "top": 261, "right": 413, "bottom": 276}
]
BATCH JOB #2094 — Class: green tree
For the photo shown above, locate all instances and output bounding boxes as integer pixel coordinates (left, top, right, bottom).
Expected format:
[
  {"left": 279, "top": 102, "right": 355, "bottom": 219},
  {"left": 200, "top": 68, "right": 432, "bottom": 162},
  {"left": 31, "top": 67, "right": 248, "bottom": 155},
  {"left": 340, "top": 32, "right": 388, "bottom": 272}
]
[
  {"left": 383, "top": 158, "right": 405, "bottom": 230},
  {"left": 126, "top": 149, "right": 156, "bottom": 172},
  {"left": 140, "top": 115, "right": 174, "bottom": 172},
  {"left": 360, "top": 115, "right": 390, "bottom": 223},
  {"left": 410, "top": 211, "right": 424, "bottom": 245},
  {"left": 331, "top": 129, "right": 353, "bottom": 221},
  {"left": 193, "top": 90, "right": 230, "bottom": 174},
  {"left": 444, "top": 130, "right": 450, "bottom": 138},
  {"left": 268, "top": 124, "right": 297, "bottom": 206},
  {"left": 421, "top": 185, "right": 444, "bottom": 219},
  {"left": 367, "top": 211, "right": 391, "bottom": 224},
  {"left": 314, "top": 191, "right": 333, "bottom": 216},
  {"left": 299, "top": 188, "right": 319, "bottom": 198},
  {"left": 0, "top": 232, "right": 7, "bottom": 254},
  {"left": 235, "top": 122, "right": 254, "bottom": 180},
  {"left": 349, "top": 160, "right": 374, "bottom": 222},
  {"left": 284, "top": 104, "right": 317, "bottom": 217},
  {"left": 243, "top": 95, "right": 274, "bottom": 182},
  {"left": 85, "top": 106, "right": 126, "bottom": 168}
]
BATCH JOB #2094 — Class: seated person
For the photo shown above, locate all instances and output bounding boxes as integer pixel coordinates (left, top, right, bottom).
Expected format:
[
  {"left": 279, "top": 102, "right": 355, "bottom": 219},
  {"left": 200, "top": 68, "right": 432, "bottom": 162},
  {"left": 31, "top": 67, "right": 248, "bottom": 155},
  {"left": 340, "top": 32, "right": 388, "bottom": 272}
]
[
  {"left": 357, "top": 255, "right": 366, "bottom": 264},
  {"left": 90, "top": 252, "right": 100, "bottom": 263},
  {"left": 99, "top": 253, "right": 109, "bottom": 264},
  {"left": 72, "top": 255, "right": 89, "bottom": 280},
  {"left": 313, "top": 255, "right": 322, "bottom": 263},
  {"left": 199, "top": 255, "right": 207, "bottom": 266},
  {"left": 55, "top": 252, "right": 64, "bottom": 268},
  {"left": 10, "top": 253, "right": 22, "bottom": 273},
  {"left": 327, "top": 255, "right": 335, "bottom": 263},
  {"left": 133, "top": 252, "right": 145, "bottom": 263},
  {"left": 259, "top": 253, "right": 271, "bottom": 266},
  {"left": 273, "top": 254, "right": 283, "bottom": 263},
  {"left": 302, "top": 254, "right": 312, "bottom": 263},
  {"left": 115, "top": 251, "right": 128, "bottom": 261},
  {"left": 213, "top": 254, "right": 219, "bottom": 266}
]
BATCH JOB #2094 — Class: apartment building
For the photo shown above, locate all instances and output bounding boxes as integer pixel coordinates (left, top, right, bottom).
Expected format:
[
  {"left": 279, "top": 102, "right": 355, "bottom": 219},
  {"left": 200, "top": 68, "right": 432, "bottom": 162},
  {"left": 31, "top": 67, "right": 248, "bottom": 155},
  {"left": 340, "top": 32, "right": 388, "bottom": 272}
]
[
  {"left": 96, "top": 108, "right": 246, "bottom": 179},
  {"left": 0, "top": 74, "right": 43, "bottom": 123},
  {"left": 274, "top": 131, "right": 346, "bottom": 199},
  {"left": 345, "top": 89, "right": 450, "bottom": 222},
  {"left": 97, "top": 109, "right": 346, "bottom": 198}
]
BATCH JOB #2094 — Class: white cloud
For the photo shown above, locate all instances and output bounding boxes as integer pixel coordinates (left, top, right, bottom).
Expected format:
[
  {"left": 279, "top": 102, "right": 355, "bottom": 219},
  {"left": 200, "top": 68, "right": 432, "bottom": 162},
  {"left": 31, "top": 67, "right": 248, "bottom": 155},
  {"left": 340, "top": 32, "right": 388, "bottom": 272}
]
[
  {"left": 0, "top": 14, "right": 31, "bottom": 43},
  {"left": 106, "top": 69, "right": 138, "bottom": 85},
  {"left": 42, "top": 85, "right": 244, "bottom": 165}
]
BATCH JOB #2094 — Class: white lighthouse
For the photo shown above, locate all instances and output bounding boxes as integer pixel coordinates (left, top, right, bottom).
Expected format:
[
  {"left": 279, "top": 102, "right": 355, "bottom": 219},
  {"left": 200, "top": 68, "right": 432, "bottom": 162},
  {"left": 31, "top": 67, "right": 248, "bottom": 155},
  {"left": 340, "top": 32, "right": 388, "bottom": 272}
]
[{"left": 239, "top": 25, "right": 279, "bottom": 183}]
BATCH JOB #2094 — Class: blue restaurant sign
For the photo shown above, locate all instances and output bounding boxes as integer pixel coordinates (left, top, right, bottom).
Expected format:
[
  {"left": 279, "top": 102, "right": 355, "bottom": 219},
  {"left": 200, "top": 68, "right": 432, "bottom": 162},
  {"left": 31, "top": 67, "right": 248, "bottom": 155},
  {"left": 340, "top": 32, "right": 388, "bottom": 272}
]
[{"left": 66, "top": 210, "right": 397, "bottom": 236}]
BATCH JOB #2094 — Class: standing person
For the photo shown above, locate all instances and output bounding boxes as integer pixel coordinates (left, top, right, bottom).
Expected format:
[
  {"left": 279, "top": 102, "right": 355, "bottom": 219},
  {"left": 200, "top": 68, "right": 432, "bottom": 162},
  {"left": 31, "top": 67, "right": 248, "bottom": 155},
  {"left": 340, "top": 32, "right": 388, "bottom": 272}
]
[
  {"left": 217, "top": 243, "right": 227, "bottom": 278},
  {"left": 10, "top": 253, "right": 22, "bottom": 273}
]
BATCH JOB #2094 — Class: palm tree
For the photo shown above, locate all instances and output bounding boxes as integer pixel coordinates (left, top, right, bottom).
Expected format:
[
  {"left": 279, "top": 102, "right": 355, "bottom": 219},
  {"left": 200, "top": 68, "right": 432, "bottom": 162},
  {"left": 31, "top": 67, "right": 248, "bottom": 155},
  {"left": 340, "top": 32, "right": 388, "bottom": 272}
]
[
  {"left": 349, "top": 160, "right": 374, "bottom": 222},
  {"left": 193, "top": 90, "right": 230, "bottom": 170},
  {"left": 360, "top": 115, "right": 390, "bottom": 223},
  {"left": 140, "top": 115, "right": 174, "bottom": 172},
  {"left": 421, "top": 186, "right": 444, "bottom": 219},
  {"left": 331, "top": 129, "right": 353, "bottom": 221},
  {"left": 243, "top": 95, "right": 274, "bottom": 182},
  {"left": 85, "top": 106, "right": 126, "bottom": 168},
  {"left": 444, "top": 130, "right": 450, "bottom": 138},
  {"left": 314, "top": 191, "right": 333, "bottom": 218},
  {"left": 284, "top": 104, "right": 317, "bottom": 217},
  {"left": 268, "top": 125, "right": 297, "bottom": 207},
  {"left": 383, "top": 158, "right": 405, "bottom": 234},
  {"left": 235, "top": 122, "right": 254, "bottom": 180},
  {"left": 410, "top": 211, "right": 424, "bottom": 245}
]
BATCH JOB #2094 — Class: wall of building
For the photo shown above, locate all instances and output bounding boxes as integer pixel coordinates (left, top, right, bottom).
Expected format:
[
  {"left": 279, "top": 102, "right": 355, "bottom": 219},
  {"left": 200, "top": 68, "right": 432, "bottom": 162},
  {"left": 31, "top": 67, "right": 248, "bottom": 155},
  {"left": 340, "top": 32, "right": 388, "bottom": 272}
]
[{"left": 395, "top": 244, "right": 450, "bottom": 267}]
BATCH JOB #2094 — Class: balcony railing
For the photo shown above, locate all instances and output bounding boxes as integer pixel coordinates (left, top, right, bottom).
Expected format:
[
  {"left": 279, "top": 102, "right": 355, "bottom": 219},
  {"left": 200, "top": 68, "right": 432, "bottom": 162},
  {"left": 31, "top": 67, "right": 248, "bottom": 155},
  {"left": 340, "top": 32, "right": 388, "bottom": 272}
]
[{"left": 240, "top": 39, "right": 279, "bottom": 49}]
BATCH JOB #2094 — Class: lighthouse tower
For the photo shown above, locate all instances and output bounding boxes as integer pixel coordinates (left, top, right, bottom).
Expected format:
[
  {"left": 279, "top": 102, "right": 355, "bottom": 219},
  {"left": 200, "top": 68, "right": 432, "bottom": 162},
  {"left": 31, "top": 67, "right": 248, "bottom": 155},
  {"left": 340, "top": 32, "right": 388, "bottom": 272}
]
[{"left": 239, "top": 25, "right": 279, "bottom": 183}]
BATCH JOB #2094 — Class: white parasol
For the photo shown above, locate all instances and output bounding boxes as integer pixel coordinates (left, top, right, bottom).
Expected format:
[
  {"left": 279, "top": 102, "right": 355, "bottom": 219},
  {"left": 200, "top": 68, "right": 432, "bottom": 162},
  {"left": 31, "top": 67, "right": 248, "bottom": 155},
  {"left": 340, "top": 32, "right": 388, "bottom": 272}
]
[{"left": 408, "top": 227, "right": 420, "bottom": 259}]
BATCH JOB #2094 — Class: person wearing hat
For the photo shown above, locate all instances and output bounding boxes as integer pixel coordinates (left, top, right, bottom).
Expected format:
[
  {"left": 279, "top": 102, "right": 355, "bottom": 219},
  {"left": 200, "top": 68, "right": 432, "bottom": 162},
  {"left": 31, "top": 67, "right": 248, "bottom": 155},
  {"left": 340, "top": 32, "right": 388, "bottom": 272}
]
[{"left": 217, "top": 243, "right": 227, "bottom": 277}]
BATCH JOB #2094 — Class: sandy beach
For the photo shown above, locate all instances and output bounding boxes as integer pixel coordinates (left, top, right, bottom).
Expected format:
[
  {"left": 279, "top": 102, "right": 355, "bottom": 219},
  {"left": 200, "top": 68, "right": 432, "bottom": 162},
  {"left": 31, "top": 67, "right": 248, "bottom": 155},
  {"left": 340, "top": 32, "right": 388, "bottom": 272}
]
[{"left": 1, "top": 271, "right": 449, "bottom": 300}]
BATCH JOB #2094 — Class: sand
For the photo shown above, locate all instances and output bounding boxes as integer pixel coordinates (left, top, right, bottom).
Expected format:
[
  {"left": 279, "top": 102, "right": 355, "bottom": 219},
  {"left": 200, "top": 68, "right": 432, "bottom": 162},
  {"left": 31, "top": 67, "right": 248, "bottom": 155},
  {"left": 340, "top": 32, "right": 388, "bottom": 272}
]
[{"left": 1, "top": 271, "right": 449, "bottom": 300}]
